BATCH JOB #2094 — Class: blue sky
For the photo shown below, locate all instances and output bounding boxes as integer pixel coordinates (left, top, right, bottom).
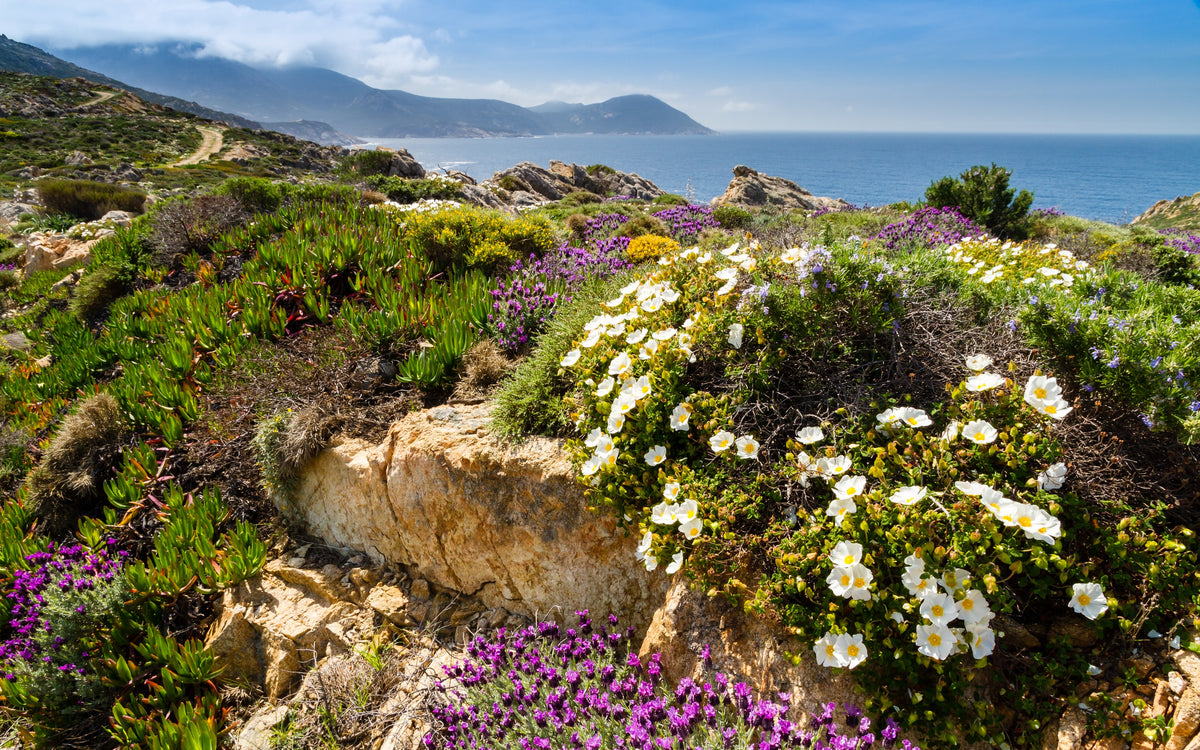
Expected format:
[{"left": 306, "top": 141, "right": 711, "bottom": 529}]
[{"left": 5, "top": 0, "right": 1199, "bottom": 133}]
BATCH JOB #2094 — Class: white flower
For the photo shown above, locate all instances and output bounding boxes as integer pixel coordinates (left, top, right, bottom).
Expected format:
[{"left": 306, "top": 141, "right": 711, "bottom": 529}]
[
  {"left": 735, "top": 435, "right": 760, "bottom": 460},
  {"left": 606, "top": 412, "right": 626, "bottom": 434},
  {"left": 966, "top": 623, "right": 995, "bottom": 659},
  {"left": 955, "top": 480, "right": 990, "bottom": 497},
  {"left": 663, "top": 482, "right": 681, "bottom": 501},
  {"left": 826, "top": 496, "right": 857, "bottom": 522},
  {"left": 561, "top": 349, "right": 581, "bottom": 367},
  {"left": 635, "top": 530, "right": 653, "bottom": 560},
  {"left": 641, "top": 296, "right": 663, "bottom": 313},
  {"left": 814, "top": 632, "right": 841, "bottom": 668},
  {"left": 653, "top": 327, "right": 677, "bottom": 341},
  {"left": 626, "top": 327, "right": 648, "bottom": 345},
  {"left": 920, "top": 592, "right": 960, "bottom": 626},
  {"left": 644, "top": 445, "right": 667, "bottom": 466},
  {"left": 817, "top": 455, "right": 852, "bottom": 478},
  {"left": 670, "top": 403, "right": 692, "bottom": 431},
  {"left": 940, "top": 568, "right": 971, "bottom": 596},
  {"left": 889, "top": 486, "right": 927, "bottom": 506},
  {"left": 965, "top": 354, "right": 993, "bottom": 371},
  {"left": 957, "top": 589, "right": 993, "bottom": 626},
  {"left": 666, "top": 550, "right": 684, "bottom": 575},
  {"left": 710, "top": 430, "right": 736, "bottom": 453},
  {"left": 895, "top": 407, "right": 932, "bottom": 429},
  {"left": 965, "top": 373, "right": 1006, "bottom": 392},
  {"left": 832, "top": 475, "right": 867, "bottom": 501},
  {"left": 717, "top": 278, "right": 737, "bottom": 295},
  {"left": 876, "top": 408, "right": 901, "bottom": 427},
  {"left": 941, "top": 421, "right": 960, "bottom": 442},
  {"left": 584, "top": 428, "right": 605, "bottom": 448},
  {"left": 962, "top": 419, "right": 998, "bottom": 445},
  {"left": 631, "top": 375, "right": 653, "bottom": 400},
  {"left": 796, "top": 426, "right": 824, "bottom": 444},
  {"left": 676, "top": 498, "right": 700, "bottom": 524},
  {"left": 1036, "top": 397, "right": 1074, "bottom": 420},
  {"left": 639, "top": 339, "right": 659, "bottom": 360},
  {"left": 608, "top": 352, "right": 633, "bottom": 377},
  {"left": 1038, "top": 462, "right": 1068, "bottom": 491},
  {"left": 1013, "top": 503, "right": 1061, "bottom": 544},
  {"left": 580, "top": 329, "right": 602, "bottom": 348},
  {"left": 728, "top": 323, "right": 744, "bottom": 349},
  {"left": 834, "top": 633, "right": 868, "bottom": 669},
  {"left": 916, "top": 623, "right": 956, "bottom": 661},
  {"left": 581, "top": 456, "right": 603, "bottom": 477},
  {"left": 651, "top": 502, "right": 677, "bottom": 525},
  {"left": 1086, "top": 664, "right": 1103, "bottom": 677},
  {"left": 1069, "top": 582, "right": 1109, "bottom": 620},
  {"left": 830, "top": 540, "right": 864, "bottom": 567},
  {"left": 715, "top": 267, "right": 738, "bottom": 280},
  {"left": 620, "top": 279, "right": 641, "bottom": 295},
  {"left": 678, "top": 517, "right": 703, "bottom": 539},
  {"left": 596, "top": 377, "right": 615, "bottom": 397},
  {"left": 644, "top": 554, "right": 658, "bottom": 572},
  {"left": 597, "top": 447, "right": 619, "bottom": 469},
  {"left": 1023, "top": 374, "right": 1063, "bottom": 407}
]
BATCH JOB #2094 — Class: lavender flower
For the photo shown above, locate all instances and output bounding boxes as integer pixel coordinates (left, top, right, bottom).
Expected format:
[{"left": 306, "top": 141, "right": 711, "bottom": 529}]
[{"left": 871, "top": 207, "right": 985, "bottom": 251}]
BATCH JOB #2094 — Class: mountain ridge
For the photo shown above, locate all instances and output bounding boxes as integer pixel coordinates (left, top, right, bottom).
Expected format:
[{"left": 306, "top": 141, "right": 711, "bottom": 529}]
[{"left": 39, "top": 42, "right": 716, "bottom": 139}]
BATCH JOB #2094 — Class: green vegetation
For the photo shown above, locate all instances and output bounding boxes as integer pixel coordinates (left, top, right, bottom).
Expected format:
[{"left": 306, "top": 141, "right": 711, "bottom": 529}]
[
  {"left": 36, "top": 179, "right": 146, "bottom": 220},
  {"left": 926, "top": 163, "right": 1035, "bottom": 239}
]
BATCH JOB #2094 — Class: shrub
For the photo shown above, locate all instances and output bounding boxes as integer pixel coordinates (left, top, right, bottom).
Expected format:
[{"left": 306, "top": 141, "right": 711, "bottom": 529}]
[
  {"left": 652, "top": 192, "right": 689, "bottom": 206},
  {"left": 626, "top": 234, "right": 680, "bottom": 263},
  {"left": 565, "top": 213, "right": 589, "bottom": 236},
  {"left": 364, "top": 174, "right": 460, "bottom": 204},
  {"left": 214, "top": 176, "right": 283, "bottom": 214},
  {"left": 342, "top": 149, "right": 395, "bottom": 177},
  {"left": 925, "top": 163, "right": 1034, "bottom": 239},
  {"left": 871, "top": 206, "right": 986, "bottom": 252},
  {"left": 387, "top": 204, "right": 557, "bottom": 275},
  {"left": 560, "top": 190, "right": 603, "bottom": 207},
  {"left": 651, "top": 204, "right": 721, "bottom": 243},
  {"left": 712, "top": 204, "right": 752, "bottom": 230},
  {"left": 495, "top": 174, "right": 529, "bottom": 193},
  {"left": 1152, "top": 234, "right": 1200, "bottom": 286},
  {"left": 459, "top": 339, "right": 511, "bottom": 393},
  {"left": 585, "top": 163, "right": 617, "bottom": 176},
  {"left": 149, "top": 194, "right": 248, "bottom": 266},
  {"left": 36, "top": 179, "right": 146, "bottom": 220},
  {"left": 22, "top": 394, "right": 125, "bottom": 536},
  {"left": 252, "top": 405, "right": 341, "bottom": 505},
  {"left": 616, "top": 215, "right": 668, "bottom": 240}
]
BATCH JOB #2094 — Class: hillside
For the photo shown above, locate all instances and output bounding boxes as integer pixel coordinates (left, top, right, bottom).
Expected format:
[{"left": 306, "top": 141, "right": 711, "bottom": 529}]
[
  {"left": 1134, "top": 190, "right": 1200, "bottom": 230},
  {"left": 41, "top": 42, "right": 716, "bottom": 138},
  {"left": 1, "top": 80, "right": 1200, "bottom": 750}
]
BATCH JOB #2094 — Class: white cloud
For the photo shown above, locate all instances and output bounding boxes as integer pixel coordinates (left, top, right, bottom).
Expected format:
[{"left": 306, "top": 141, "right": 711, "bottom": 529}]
[
  {"left": 706, "top": 86, "right": 734, "bottom": 97},
  {"left": 6, "top": 0, "right": 437, "bottom": 87},
  {"left": 722, "top": 100, "right": 756, "bottom": 112}
]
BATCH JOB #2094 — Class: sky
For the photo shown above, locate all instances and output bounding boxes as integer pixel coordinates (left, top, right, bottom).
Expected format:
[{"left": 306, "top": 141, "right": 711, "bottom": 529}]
[{"left": 3, "top": 0, "right": 1200, "bottom": 134}]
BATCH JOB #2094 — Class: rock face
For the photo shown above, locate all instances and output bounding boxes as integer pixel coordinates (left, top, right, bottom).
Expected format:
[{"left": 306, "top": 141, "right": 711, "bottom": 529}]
[
  {"left": 23, "top": 231, "right": 105, "bottom": 273},
  {"left": 1133, "top": 191, "right": 1200, "bottom": 230},
  {"left": 485, "top": 160, "right": 664, "bottom": 203},
  {"left": 286, "top": 402, "right": 669, "bottom": 634},
  {"left": 711, "top": 165, "right": 849, "bottom": 211}
]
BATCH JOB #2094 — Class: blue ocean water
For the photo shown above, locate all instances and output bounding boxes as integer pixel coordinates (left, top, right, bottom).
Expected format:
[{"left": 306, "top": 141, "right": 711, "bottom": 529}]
[{"left": 369, "top": 132, "right": 1200, "bottom": 225}]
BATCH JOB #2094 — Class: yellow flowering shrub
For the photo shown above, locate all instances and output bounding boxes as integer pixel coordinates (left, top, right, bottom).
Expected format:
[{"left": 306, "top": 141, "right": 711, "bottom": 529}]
[
  {"left": 386, "top": 204, "right": 558, "bottom": 273},
  {"left": 625, "top": 235, "right": 680, "bottom": 264}
]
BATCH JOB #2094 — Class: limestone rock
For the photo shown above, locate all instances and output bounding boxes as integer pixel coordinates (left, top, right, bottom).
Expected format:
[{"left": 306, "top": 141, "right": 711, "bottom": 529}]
[
  {"left": 22, "top": 231, "right": 102, "bottom": 274},
  {"left": 638, "top": 578, "right": 858, "bottom": 712},
  {"left": 1052, "top": 708, "right": 1088, "bottom": 750},
  {"left": 485, "top": 160, "right": 663, "bottom": 206},
  {"left": 0, "top": 332, "right": 30, "bottom": 352},
  {"left": 287, "top": 402, "right": 670, "bottom": 634},
  {"left": 64, "top": 150, "right": 91, "bottom": 166},
  {"left": 224, "top": 143, "right": 272, "bottom": 165},
  {"left": 711, "top": 165, "right": 849, "bottom": 211},
  {"left": 262, "top": 629, "right": 300, "bottom": 700},
  {"left": 1133, "top": 191, "right": 1200, "bottom": 230},
  {"left": 99, "top": 210, "right": 135, "bottom": 226},
  {"left": 454, "top": 183, "right": 508, "bottom": 210},
  {"left": 0, "top": 201, "right": 38, "bottom": 225},
  {"left": 386, "top": 148, "right": 426, "bottom": 179},
  {"left": 234, "top": 703, "right": 289, "bottom": 750},
  {"left": 1168, "top": 687, "right": 1200, "bottom": 750},
  {"left": 366, "top": 584, "right": 410, "bottom": 626}
]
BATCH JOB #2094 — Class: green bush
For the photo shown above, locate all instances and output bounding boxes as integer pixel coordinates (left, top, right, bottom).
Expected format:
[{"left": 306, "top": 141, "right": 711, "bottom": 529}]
[
  {"left": 925, "top": 163, "right": 1033, "bottom": 239},
  {"left": 149, "top": 194, "right": 248, "bottom": 266},
  {"left": 585, "top": 164, "right": 616, "bottom": 176},
  {"left": 559, "top": 190, "right": 603, "bottom": 207},
  {"left": 386, "top": 204, "right": 557, "bottom": 274},
  {"left": 364, "top": 175, "right": 459, "bottom": 204},
  {"left": 712, "top": 204, "right": 753, "bottom": 230},
  {"left": 341, "top": 149, "right": 395, "bottom": 177},
  {"left": 496, "top": 174, "right": 529, "bottom": 193},
  {"left": 652, "top": 193, "right": 689, "bottom": 206},
  {"left": 616, "top": 215, "right": 668, "bottom": 239},
  {"left": 36, "top": 179, "right": 146, "bottom": 220},
  {"left": 215, "top": 176, "right": 283, "bottom": 214}
]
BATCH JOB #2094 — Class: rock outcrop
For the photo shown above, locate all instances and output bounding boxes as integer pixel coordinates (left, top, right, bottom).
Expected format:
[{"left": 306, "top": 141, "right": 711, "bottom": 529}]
[
  {"left": 20, "top": 211, "right": 134, "bottom": 273},
  {"left": 711, "top": 165, "right": 849, "bottom": 211},
  {"left": 484, "top": 160, "right": 664, "bottom": 204},
  {"left": 285, "top": 402, "right": 669, "bottom": 634},
  {"left": 1133, "top": 191, "right": 1200, "bottom": 230}
]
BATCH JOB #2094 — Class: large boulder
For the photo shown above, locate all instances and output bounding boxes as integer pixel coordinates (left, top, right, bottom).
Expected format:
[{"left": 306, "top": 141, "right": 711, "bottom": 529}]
[
  {"left": 23, "top": 230, "right": 109, "bottom": 274},
  {"left": 286, "top": 402, "right": 669, "bottom": 634},
  {"left": 711, "top": 165, "right": 849, "bottom": 211},
  {"left": 485, "top": 160, "right": 664, "bottom": 205}
]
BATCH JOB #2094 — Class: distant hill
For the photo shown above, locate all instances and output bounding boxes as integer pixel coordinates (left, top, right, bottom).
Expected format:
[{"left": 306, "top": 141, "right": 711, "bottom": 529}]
[{"left": 43, "top": 42, "right": 716, "bottom": 139}]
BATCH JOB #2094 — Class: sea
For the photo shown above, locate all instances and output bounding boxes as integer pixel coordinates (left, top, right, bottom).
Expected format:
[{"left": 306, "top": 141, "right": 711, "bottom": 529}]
[{"left": 366, "top": 132, "right": 1200, "bottom": 225}]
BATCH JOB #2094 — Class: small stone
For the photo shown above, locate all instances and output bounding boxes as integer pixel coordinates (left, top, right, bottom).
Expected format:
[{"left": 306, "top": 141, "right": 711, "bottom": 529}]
[
  {"left": 1167, "top": 686, "right": 1200, "bottom": 750},
  {"left": 486, "top": 608, "right": 507, "bottom": 628},
  {"left": 1171, "top": 671, "right": 1188, "bottom": 695},
  {"left": 408, "top": 601, "right": 431, "bottom": 623},
  {"left": 410, "top": 578, "right": 430, "bottom": 600},
  {"left": 287, "top": 557, "right": 306, "bottom": 568},
  {"left": 234, "top": 704, "right": 289, "bottom": 750},
  {"left": 294, "top": 544, "right": 311, "bottom": 558},
  {"left": 1152, "top": 680, "right": 1171, "bottom": 717},
  {"left": 348, "top": 554, "right": 365, "bottom": 566}
]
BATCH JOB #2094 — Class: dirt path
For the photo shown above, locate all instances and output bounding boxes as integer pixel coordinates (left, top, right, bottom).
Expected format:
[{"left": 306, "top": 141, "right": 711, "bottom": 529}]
[
  {"left": 172, "top": 126, "right": 225, "bottom": 167},
  {"left": 80, "top": 89, "right": 119, "bottom": 108}
]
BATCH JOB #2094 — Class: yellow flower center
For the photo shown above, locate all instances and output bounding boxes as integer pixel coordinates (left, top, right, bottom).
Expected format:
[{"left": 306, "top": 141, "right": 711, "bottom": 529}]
[
  {"left": 1019, "top": 516, "right": 1032, "bottom": 528},
  {"left": 847, "top": 644, "right": 860, "bottom": 658},
  {"left": 1045, "top": 404, "right": 1058, "bottom": 414},
  {"left": 974, "top": 432, "right": 986, "bottom": 441},
  {"left": 931, "top": 605, "right": 944, "bottom": 618},
  {"left": 843, "top": 555, "right": 855, "bottom": 565},
  {"left": 928, "top": 634, "right": 942, "bottom": 647},
  {"left": 840, "top": 574, "right": 851, "bottom": 587},
  {"left": 1078, "top": 594, "right": 1091, "bottom": 606},
  {"left": 962, "top": 599, "right": 974, "bottom": 611},
  {"left": 854, "top": 577, "right": 866, "bottom": 588},
  {"left": 1035, "top": 387, "right": 1047, "bottom": 399},
  {"left": 825, "top": 645, "right": 836, "bottom": 657}
]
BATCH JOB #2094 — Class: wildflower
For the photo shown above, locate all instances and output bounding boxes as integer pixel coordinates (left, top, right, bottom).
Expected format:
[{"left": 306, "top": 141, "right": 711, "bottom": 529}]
[
  {"left": 606, "top": 412, "right": 625, "bottom": 434},
  {"left": 832, "top": 475, "right": 867, "bottom": 501},
  {"left": 1069, "top": 582, "right": 1109, "bottom": 620},
  {"left": 962, "top": 419, "right": 998, "bottom": 445},
  {"left": 920, "top": 592, "right": 959, "bottom": 626},
  {"left": 826, "top": 496, "right": 857, "bottom": 522},
  {"left": 957, "top": 590, "right": 993, "bottom": 626},
  {"left": 829, "top": 540, "right": 864, "bottom": 567},
  {"left": 710, "top": 431, "right": 736, "bottom": 453},
  {"left": 608, "top": 352, "right": 632, "bottom": 377},
  {"left": 735, "top": 435, "right": 760, "bottom": 460},
  {"left": 965, "top": 373, "right": 1006, "bottom": 392},
  {"left": 652, "top": 327, "right": 676, "bottom": 341},
  {"left": 595, "top": 377, "right": 615, "bottom": 397},
  {"left": 940, "top": 568, "right": 971, "bottom": 595},
  {"left": 966, "top": 354, "right": 993, "bottom": 372},
  {"left": 941, "top": 421, "right": 960, "bottom": 442},
  {"left": 889, "top": 486, "right": 927, "bottom": 506},
  {"left": 666, "top": 551, "right": 684, "bottom": 575},
  {"left": 966, "top": 623, "right": 995, "bottom": 659},
  {"left": 644, "top": 446, "right": 667, "bottom": 466},
  {"left": 584, "top": 428, "right": 605, "bottom": 447},
  {"left": 814, "top": 632, "right": 841, "bottom": 668},
  {"left": 895, "top": 407, "right": 932, "bottom": 428},
  {"left": 728, "top": 323, "right": 744, "bottom": 349},
  {"left": 1023, "top": 374, "right": 1063, "bottom": 406},
  {"left": 670, "top": 403, "right": 692, "bottom": 431},
  {"left": 663, "top": 482, "right": 681, "bottom": 501},
  {"left": 581, "top": 456, "right": 603, "bottom": 477},
  {"left": 916, "top": 623, "right": 956, "bottom": 661},
  {"left": 631, "top": 375, "right": 653, "bottom": 400},
  {"left": 678, "top": 517, "right": 703, "bottom": 539},
  {"left": 611, "top": 392, "right": 637, "bottom": 416},
  {"left": 1013, "top": 503, "right": 1062, "bottom": 544},
  {"left": 635, "top": 531, "right": 653, "bottom": 560},
  {"left": 796, "top": 426, "right": 824, "bottom": 444},
  {"left": 717, "top": 278, "right": 737, "bottom": 295},
  {"left": 1036, "top": 397, "right": 1074, "bottom": 420},
  {"left": 651, "top": 502, "right": 677, "bottom": 525},
  {"left": 817, "top": 455, "right": 852, "bottom": 478},
  {"left": 561, "top": 349, "right": 582, "bottom": 367},
  {"left": 676, "top": 498, "right": 700, "bottom": 524},
  {"left": 833, "top": 633, "right": 868, "bottom": 669},
  {"left": 1038, "top": 462, "right": 1068, "bottom": 491},
  {"left": 626, "top": 327, "right": 648, "bottom": 344}
]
